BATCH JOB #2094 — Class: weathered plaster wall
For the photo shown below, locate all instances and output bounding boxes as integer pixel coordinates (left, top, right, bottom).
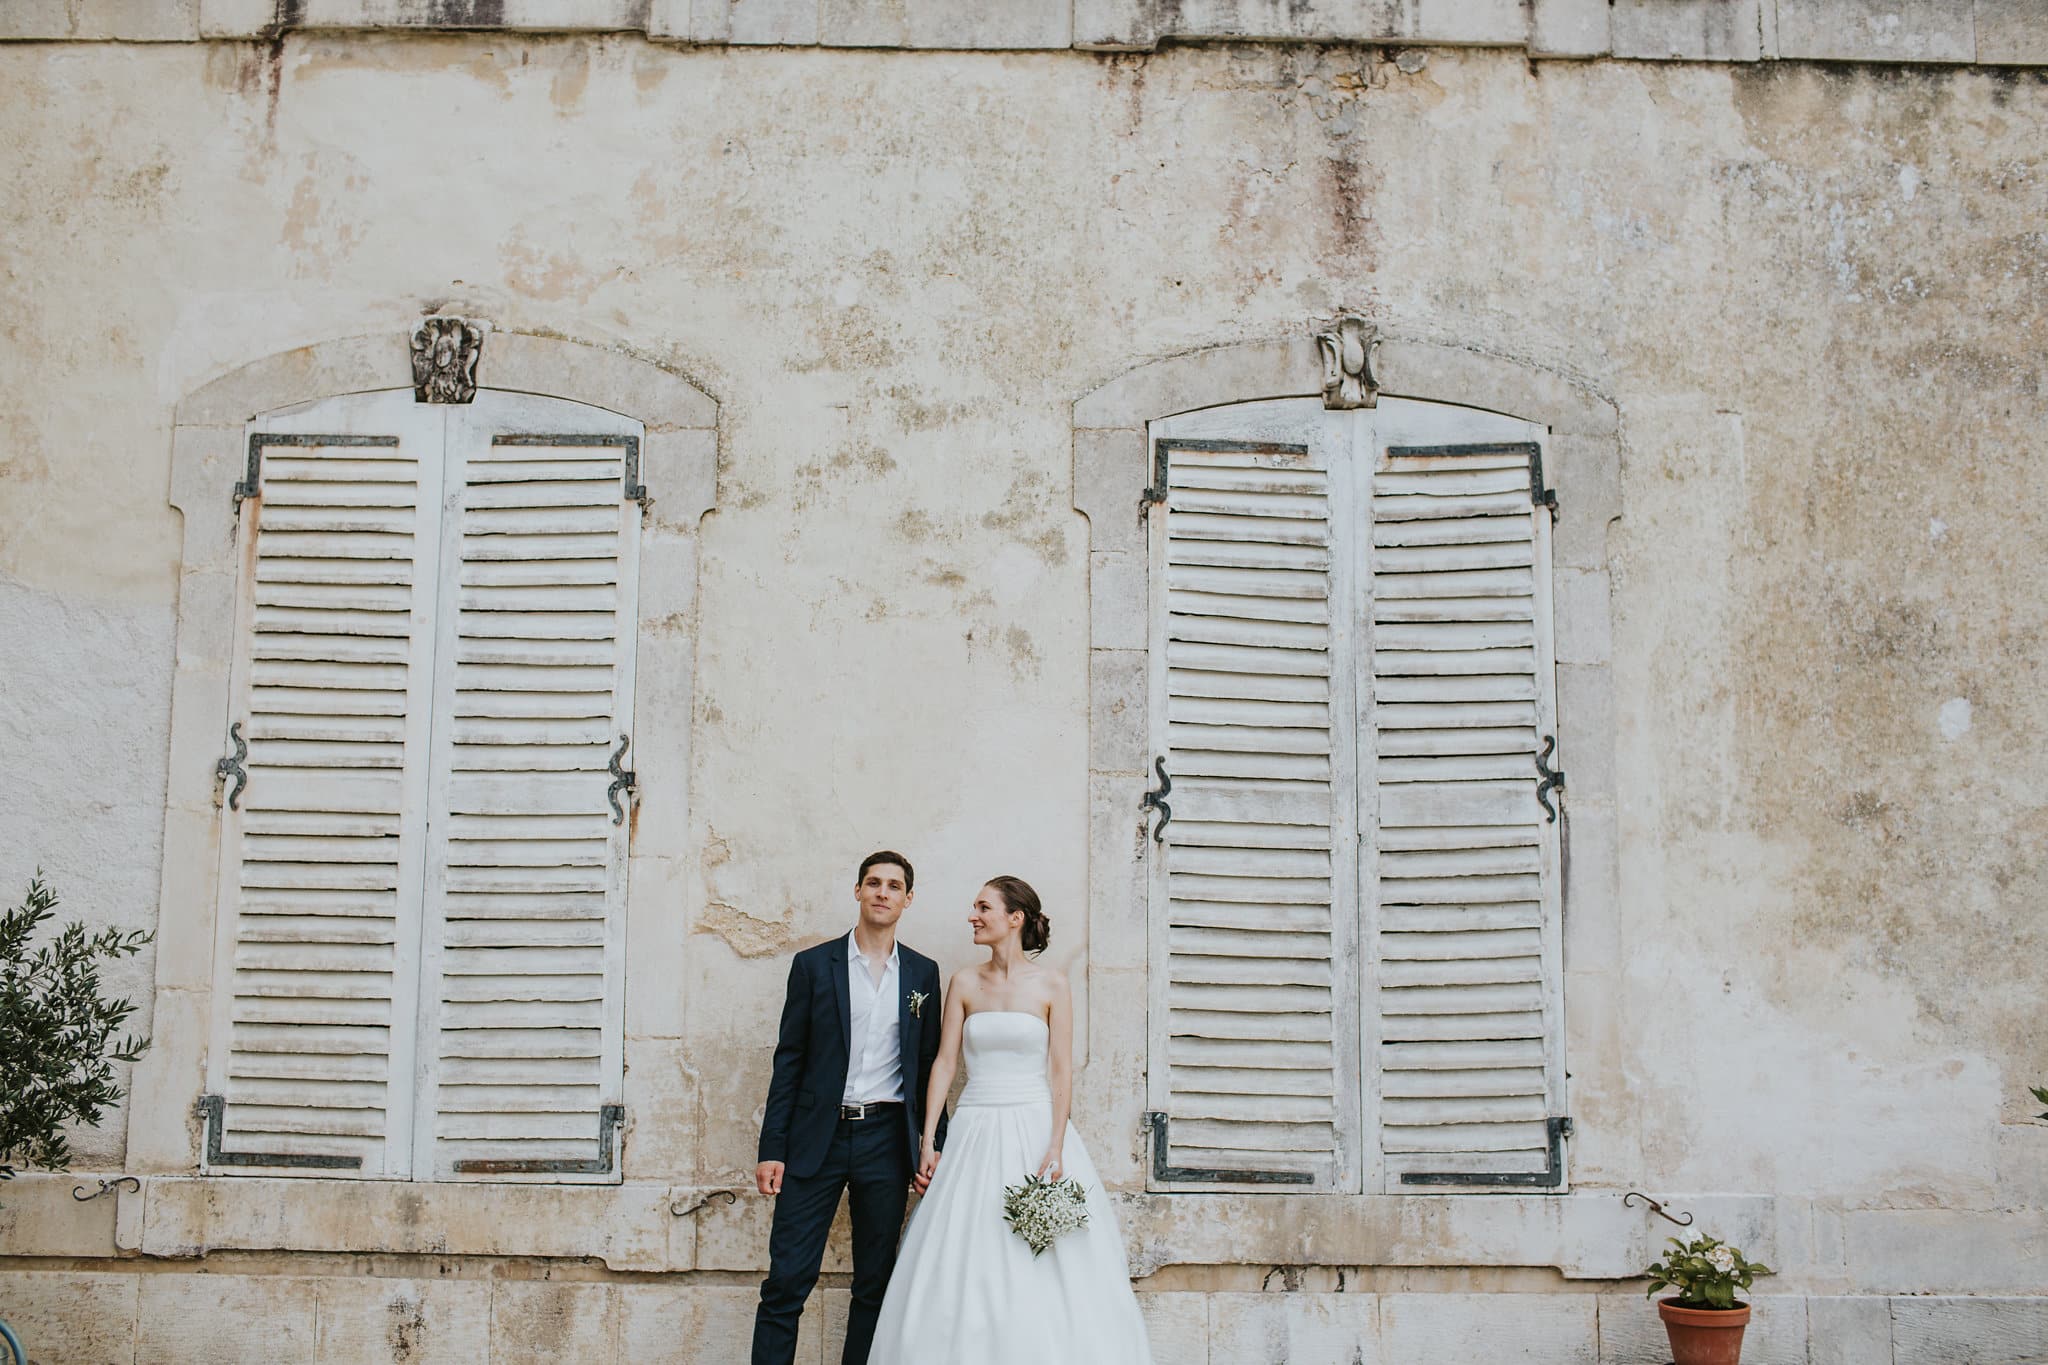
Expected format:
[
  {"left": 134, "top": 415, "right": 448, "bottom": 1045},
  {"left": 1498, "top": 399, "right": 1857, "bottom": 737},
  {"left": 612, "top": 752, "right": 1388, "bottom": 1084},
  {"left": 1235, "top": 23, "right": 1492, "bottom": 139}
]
[{"left": 0, "top": 28, "right": 2044, "bottom": 1355}]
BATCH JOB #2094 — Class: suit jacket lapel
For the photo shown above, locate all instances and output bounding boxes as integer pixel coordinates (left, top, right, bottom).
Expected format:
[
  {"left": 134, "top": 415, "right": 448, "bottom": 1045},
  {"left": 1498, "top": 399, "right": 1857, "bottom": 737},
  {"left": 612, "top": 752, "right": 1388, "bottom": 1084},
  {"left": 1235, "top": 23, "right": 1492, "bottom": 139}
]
[{"left": 828, "top": 934, "right": 851, "bottom": 1059}]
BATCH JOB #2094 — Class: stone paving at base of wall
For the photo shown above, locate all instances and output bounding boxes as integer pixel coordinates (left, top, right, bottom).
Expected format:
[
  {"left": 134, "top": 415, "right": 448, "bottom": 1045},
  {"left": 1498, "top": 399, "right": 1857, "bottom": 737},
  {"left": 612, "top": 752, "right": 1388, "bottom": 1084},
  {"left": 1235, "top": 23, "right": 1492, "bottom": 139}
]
[{"left": 3, "top": 1272, "right": 2047, "bottom": 1363}]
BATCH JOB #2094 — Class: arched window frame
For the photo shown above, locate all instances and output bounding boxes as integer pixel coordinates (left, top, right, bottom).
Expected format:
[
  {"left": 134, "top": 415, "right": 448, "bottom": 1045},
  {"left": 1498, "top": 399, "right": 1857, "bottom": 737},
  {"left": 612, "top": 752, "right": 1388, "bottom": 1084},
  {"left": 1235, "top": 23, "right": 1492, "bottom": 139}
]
[
  {"left": 1071, "top": 330, "right": 1630, "bottom": 1266},
  {"left": 121, "top": 329, "right": 718, "bottom": 1267}
]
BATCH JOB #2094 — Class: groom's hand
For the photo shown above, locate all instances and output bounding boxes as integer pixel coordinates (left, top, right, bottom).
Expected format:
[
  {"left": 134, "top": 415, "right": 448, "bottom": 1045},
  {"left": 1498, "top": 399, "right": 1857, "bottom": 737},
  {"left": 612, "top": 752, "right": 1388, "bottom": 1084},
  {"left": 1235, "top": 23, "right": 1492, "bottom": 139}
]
[{"left": 756, "top": 1161, "right": 785, "bottom": 1196}]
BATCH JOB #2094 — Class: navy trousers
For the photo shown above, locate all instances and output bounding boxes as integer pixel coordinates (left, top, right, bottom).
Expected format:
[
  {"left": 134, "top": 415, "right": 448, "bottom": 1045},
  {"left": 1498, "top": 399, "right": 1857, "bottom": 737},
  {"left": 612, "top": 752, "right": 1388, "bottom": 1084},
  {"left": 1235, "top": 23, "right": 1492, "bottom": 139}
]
[{"left": 751, "top": 1111, "right": 911, "bottom": 1365}]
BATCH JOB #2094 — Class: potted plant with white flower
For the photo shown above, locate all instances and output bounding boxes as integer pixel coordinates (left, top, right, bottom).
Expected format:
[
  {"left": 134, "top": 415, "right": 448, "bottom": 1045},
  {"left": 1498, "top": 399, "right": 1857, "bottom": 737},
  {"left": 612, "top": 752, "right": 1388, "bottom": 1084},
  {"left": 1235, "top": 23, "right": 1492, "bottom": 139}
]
[{"left": 1643, "top": 1232, "right": 1772, "bottom": 1365}]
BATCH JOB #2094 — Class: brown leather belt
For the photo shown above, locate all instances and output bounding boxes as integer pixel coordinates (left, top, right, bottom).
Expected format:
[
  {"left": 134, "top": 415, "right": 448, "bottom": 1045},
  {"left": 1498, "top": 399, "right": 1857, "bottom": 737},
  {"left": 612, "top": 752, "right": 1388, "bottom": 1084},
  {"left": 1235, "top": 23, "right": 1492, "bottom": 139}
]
[{"left": 837, "top": 1101, "right": 903, "bottom": 1121}]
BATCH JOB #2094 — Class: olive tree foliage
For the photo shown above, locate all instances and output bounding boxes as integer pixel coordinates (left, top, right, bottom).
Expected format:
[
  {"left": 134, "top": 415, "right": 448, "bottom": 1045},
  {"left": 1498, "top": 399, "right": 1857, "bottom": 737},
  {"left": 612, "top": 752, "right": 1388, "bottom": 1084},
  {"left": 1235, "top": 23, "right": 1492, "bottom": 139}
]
[{"left": 0, "top": 874, "right": 151, "bottom": 1180}]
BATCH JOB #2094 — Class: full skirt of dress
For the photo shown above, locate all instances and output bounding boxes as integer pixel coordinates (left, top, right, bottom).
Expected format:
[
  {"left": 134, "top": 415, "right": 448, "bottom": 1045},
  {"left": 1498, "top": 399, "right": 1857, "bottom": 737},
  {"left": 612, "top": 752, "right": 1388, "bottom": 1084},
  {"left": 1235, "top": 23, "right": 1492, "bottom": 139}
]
[{"left": 867, "top": 1029, "right": 1151, "bottom": 1363}]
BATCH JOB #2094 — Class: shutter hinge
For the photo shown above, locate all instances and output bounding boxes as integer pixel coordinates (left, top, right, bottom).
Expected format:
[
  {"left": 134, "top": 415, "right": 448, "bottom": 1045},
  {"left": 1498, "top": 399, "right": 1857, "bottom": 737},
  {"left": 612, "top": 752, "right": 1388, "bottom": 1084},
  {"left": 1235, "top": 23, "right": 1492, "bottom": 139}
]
[
  {"left": 607, "top": 735, "right": 636, "bottom": 826},
  {"left": 1529, "top": 443, "right": 1560, "bottom": 522},
  {"left": 1400, "top": 1116, "right": 1572, "bottom": 1190},
  {"left": 622, "top": 435, "right": 652, "bottom": 515},
  {"left": 453, "top": 1103, "right": 624, "bottom": 1176},
  {"left": 1535, "top": 735, "right": 1565, "bottom": 824},
  {"left": 1147, "top": 1111, "right": 1314, "bottom": 1185},
  {"left": 1140, "top": 756, "right": 1172, "bottom": 844},
  {"left": 214, "top": 721, "right": 248, "bottom": 811},
  {"left": 198, "top": 1094, "right": 362, "bottom": 1170},
  {"left": 1140, "top": 438, "right": 1169, "bottom": 522}
]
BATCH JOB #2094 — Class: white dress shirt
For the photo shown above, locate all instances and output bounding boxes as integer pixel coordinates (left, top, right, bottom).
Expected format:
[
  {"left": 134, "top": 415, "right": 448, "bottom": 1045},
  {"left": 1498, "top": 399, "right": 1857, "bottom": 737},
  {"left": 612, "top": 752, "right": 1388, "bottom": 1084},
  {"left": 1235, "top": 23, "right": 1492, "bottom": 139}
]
[{"left": 842, "top": 929, "right": 905, "bottom": 1105}]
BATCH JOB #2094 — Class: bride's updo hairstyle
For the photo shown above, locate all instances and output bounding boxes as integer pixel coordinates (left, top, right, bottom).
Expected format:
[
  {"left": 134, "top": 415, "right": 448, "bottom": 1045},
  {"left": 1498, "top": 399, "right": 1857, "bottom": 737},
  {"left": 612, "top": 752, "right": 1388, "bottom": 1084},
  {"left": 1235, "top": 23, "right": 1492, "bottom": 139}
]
[{"left": 984, "top": 876, "right": 1050, "bottom": 955}]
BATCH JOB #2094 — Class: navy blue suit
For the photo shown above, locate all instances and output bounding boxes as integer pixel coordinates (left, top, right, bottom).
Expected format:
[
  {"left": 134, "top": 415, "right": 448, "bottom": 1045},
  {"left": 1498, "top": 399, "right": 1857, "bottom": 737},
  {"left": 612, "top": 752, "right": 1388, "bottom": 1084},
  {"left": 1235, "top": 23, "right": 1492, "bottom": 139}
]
[{"left": 753, "top": 935, "right": 947, "bottom": 1365}]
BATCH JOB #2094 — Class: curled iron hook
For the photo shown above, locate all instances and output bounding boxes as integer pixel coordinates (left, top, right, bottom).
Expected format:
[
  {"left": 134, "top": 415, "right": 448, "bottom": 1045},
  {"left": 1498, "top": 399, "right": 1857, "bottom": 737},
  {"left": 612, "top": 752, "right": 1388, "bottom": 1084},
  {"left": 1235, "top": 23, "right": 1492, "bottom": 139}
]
[
  {"left": 671, "top": 1189, "right": 738, "bottom": 1218},
  {"left": 72, "top": 1176, "right": 140, "bottom": 1202},
  {"left": 1624, "top": 1190, "right": 1694, "bottom": 1229}
]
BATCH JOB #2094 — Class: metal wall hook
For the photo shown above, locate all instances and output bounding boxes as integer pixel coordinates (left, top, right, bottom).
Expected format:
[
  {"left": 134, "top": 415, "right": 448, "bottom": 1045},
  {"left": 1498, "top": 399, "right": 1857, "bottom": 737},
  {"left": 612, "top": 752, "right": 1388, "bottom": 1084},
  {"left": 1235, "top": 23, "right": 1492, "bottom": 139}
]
[
  {"left": 215, "top": 722, "right": 248, "bottom": 811},
  {"left": 1624, "top": 1191, "right": 1695, "bottom": 1228},
  {"left": 1140, "top": 757, "right": 1172, "bottom": 844},
  {"left": 1534, "top": 735, "right": 1565, "bottom": 824},
  {"left": 607, "top": 735, "right": 636, "bottom": 826},
  {"left": 671, "top": 1189, "right": 738, "bottom": 1218},
  {"left": 71, "top": 1175, "right": 140, "bottom": 1202}
]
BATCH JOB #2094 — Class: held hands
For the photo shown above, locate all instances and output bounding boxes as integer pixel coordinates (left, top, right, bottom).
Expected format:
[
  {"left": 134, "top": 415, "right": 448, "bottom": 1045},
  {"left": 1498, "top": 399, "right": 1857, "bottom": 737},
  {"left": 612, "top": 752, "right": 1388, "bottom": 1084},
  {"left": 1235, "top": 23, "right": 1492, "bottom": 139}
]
[
  {"left": 1034, "top": 1147, "right": 1063, "bottom": 1182},
  {"left": 915, "top": 1137, "right": 941, "bottom": 1194},
  {"left": 756, "top": 1160, "right": 785, "bottom": 1196}
]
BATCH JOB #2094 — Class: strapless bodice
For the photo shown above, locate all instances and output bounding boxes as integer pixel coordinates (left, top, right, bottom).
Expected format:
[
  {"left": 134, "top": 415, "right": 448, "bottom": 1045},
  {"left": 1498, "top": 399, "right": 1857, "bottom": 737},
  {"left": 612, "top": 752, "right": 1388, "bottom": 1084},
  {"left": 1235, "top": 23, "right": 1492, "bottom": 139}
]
[{"left": 956, "top": 1011, "right": 1052, "bottom": 1107}]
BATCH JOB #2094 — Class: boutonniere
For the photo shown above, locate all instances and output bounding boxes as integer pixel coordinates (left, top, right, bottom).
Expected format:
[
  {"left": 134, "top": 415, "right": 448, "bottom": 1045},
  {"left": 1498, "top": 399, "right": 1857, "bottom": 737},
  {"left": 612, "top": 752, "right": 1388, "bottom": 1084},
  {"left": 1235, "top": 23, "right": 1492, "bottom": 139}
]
[{"left": 907, "top": 990, "right": 929, "bottom": 1019}]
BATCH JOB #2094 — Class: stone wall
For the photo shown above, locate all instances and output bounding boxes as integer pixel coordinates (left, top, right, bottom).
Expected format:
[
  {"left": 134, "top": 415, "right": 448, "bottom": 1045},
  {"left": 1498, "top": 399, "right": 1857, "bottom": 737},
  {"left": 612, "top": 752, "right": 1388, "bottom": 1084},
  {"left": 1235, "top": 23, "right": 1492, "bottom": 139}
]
[{"left": 0, "top": 16, "right": 2042, "bottom": 1364}]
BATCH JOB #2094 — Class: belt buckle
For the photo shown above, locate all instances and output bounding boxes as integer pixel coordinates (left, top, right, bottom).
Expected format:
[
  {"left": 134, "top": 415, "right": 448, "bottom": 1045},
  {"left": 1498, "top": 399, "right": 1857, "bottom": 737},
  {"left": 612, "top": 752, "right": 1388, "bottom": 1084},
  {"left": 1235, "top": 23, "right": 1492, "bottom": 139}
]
[{"left": 839, "top": 1102, "right": 866, "bottom": 1121}]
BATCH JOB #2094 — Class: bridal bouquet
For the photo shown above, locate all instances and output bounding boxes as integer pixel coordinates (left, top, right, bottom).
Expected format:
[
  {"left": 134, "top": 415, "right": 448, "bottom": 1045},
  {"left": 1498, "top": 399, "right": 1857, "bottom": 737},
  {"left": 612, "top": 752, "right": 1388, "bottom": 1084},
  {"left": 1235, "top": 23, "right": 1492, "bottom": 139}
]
[{"left": 1001, "top": 1173, "right": 1090, "bottom": 1256}]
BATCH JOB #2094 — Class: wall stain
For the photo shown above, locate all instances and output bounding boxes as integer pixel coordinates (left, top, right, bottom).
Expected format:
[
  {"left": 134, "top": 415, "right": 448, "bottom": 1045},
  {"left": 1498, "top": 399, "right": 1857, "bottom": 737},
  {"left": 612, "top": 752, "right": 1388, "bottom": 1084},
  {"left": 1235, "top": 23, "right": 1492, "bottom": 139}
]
[{"left": 695, "top": 901, "right": 800, "bottom": 958}]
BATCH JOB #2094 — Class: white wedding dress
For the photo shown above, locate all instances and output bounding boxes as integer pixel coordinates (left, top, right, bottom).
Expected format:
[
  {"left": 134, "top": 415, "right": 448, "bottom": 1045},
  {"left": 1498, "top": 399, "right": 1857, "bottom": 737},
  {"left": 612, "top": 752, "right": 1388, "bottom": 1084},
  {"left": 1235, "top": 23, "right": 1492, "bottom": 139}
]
[{"left": 867, "top": 1011, "right": 1153, "bottom": 1364}]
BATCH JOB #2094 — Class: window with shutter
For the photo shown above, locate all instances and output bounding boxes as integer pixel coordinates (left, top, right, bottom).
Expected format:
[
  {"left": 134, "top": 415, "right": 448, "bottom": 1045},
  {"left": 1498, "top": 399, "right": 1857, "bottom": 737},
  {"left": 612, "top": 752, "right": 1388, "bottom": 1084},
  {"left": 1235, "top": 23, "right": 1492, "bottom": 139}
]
[
  {"left": 1144, "top": 395, "right": 1567, "bottom": 1194},
  {"left": 203, "top": 390, "right": 642, "bottom": 1182}
]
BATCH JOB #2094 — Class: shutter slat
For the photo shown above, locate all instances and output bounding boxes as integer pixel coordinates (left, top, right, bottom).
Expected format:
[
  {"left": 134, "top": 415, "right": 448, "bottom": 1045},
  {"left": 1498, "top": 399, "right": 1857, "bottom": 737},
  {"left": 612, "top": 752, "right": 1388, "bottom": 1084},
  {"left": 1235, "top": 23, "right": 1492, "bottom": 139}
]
[
  {"left": 1374, "top": 596, "right": 1534, "bottom": 623},
  {"left": 1374, "top": 567, "right": 1533, "bottom": 600},
  {"left": 1381, "top": 929, "right": 1543, "bottom": 961},
  {"left": 1377, "top": 727, "right": 1541, "bottom": 758},
  {"left": 1169, "top": 563, "right": 1328, "bottom": 598},
  {"left": 1372, "top": 512, "right": 1533, "bottom": 548},
  {"left": 1169, "top": 1036, "right": 1333, "bottom": 1068},
  {"left": 1171, "top": 1066, "right": 1337, "bottom": 1097},
  {"left": 1372, "top": 469, "right": 1528, "bottom": 496},
  {"left": 1169, "top": 615, "right": 1327, "bottom": 650},
  {"left": 1168, "top": 819, "right": 1330, "bottom": 850},
  {"left": 1167, "top": 901, "right": 1331, "bottom": 933},
  {"left": 465, "top": 458, "right": 623, "bottom": 483},
  {"left": 1169, "top": 590, "right": 1330, "bottom": 624},
  {"left": 1166, "top": 844, "right": 1330, "bottom": 877}
]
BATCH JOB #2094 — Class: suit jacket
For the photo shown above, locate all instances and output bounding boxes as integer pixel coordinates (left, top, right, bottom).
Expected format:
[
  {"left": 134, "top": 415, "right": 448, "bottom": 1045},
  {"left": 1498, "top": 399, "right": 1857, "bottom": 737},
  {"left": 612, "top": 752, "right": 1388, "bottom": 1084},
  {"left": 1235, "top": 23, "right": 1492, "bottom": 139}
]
[{"left": 757, "top": 934, "right": 948, "bottom": 1179}]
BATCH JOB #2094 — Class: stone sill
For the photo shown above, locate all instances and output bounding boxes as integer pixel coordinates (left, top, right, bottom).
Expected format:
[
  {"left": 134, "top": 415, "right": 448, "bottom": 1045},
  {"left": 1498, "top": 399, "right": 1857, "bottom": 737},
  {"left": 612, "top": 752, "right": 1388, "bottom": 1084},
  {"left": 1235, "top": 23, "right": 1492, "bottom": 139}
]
[
  {"left": 3, "top": 1, "right": 2043, "bottom": 70},
  {"left": 4, "top": 1172, "right": 1760, "bottom": 1279},
  {"left": 6, "top": 1173, "right": 2043, "bottom": 1294}
]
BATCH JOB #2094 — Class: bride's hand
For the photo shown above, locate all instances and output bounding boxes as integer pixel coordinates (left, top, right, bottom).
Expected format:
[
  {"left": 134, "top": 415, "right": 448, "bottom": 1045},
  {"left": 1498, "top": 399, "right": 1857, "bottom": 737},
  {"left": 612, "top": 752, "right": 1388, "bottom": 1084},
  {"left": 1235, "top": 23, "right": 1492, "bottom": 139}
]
[
  {"left": 1034, "top": 1148, "right": 1063, "bottom": 1182},
  {"left": 916, "top": 1137, "right": 940, "bottom": 1190}
]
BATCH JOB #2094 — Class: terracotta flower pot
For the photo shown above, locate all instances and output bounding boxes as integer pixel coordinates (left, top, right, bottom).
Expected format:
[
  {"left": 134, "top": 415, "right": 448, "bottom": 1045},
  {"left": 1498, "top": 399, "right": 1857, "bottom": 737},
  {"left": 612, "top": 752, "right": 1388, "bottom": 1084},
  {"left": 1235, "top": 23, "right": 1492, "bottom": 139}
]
[{"left": 1658, "top": 1299, "right": 1751, "bottom": 1365}]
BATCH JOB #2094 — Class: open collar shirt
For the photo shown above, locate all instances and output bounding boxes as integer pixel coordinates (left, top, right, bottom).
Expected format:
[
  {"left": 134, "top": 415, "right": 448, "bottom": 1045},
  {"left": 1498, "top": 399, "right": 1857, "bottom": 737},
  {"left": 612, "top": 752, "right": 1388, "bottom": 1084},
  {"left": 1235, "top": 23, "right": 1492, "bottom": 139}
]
[{"left": 841, "top": 929, "right": 905, "bottom": 1106}]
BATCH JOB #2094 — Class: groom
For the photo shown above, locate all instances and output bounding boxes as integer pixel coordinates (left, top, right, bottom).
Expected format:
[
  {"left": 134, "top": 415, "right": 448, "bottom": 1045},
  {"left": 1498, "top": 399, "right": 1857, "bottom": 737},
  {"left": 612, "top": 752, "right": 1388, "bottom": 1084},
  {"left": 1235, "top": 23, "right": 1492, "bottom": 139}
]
[{"left": 752, "top": 850, "right": 948, "bottom": 1365}]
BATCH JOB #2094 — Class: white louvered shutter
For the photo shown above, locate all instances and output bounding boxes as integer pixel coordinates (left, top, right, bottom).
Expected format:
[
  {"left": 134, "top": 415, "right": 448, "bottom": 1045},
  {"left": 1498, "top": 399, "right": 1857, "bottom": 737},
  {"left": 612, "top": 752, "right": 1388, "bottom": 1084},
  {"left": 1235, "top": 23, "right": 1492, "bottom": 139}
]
[
  {"left": 204, "top": 391, "right": 445, "bottom": 1177},
  {"left": 1366, "top": 432, "right": 1568, "bottom": 1190},
  {"left": 1147, "top": 404, "right": 1361, "bottom": 1191},
  {"left": 413, "top": 393, "right": 641, "bottom": 1181}
]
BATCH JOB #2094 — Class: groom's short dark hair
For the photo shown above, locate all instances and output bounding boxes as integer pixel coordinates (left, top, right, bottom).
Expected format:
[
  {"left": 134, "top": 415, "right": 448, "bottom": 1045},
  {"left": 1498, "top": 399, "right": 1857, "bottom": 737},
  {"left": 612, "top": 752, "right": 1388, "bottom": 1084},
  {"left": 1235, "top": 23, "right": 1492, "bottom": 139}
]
[{"left": 856, "top": 850, "right": 914, "bottom": 892}]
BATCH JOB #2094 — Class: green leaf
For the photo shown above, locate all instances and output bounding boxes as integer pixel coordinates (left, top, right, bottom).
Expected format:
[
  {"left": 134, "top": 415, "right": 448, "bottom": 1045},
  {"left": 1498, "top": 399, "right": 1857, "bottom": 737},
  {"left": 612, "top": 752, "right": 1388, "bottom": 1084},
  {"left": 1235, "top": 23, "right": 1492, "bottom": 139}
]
[{"left": 0, "top": 874, "right": 153, "bottom": 1181}]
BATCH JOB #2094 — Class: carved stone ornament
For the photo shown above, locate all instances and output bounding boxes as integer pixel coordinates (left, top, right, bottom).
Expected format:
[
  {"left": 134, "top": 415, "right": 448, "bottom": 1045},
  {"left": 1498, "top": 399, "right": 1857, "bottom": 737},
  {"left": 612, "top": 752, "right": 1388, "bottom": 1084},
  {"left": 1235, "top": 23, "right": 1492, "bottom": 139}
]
[
  {"left": 411, "top": 317, "right": 483, "bottom": 403},
  {"left": 1315, "top": 313, "right": 1378, "bottom": 410}
]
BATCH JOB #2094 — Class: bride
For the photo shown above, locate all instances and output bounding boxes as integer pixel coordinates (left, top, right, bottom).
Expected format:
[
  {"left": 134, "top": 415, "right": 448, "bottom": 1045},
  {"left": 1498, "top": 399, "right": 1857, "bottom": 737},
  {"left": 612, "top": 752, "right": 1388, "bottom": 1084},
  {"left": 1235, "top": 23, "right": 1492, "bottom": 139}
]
[{"left": 866, "top": 876, "right": 1153, "bottom": 1363}]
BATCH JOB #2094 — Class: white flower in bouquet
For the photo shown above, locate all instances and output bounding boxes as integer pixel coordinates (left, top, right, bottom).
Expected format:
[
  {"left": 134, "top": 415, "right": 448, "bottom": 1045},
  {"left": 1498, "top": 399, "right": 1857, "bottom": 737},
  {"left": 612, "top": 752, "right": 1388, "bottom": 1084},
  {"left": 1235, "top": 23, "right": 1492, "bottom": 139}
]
[
  {"left": 1706, "top": 1246, "right": 1736, "bottom": 1276},
  {"left": 1002, "top": 1173, "right": 1090, "bottom": 1257}
]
